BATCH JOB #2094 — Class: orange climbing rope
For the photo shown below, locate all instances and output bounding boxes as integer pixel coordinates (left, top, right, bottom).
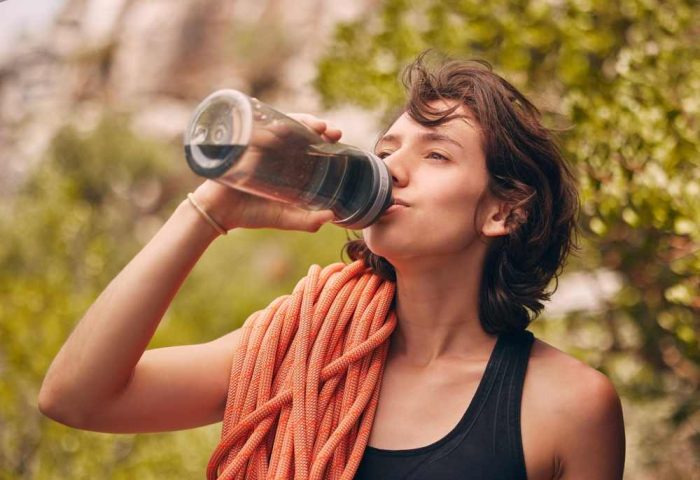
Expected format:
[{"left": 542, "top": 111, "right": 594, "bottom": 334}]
[{"left": 207, "top": 260, "right": 397, "bottom": 480}]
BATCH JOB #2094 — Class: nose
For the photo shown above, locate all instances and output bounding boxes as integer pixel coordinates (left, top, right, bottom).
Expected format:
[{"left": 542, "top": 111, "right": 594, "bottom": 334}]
[{"left": 381, "top": 151, "right": 409, "bottom": 188}]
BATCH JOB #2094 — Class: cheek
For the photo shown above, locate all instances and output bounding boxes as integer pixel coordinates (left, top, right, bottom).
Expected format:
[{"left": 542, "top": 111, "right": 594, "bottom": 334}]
[
  {"left": 416, "top": 196, "right": 480, "bottom": 248},
  {"left": 423, "top": 173, "right": 484, "bottom": 226}
]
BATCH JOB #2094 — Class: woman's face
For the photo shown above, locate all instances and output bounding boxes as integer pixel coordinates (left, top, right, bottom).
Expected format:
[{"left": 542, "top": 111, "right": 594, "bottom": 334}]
[{"left": 363, "top": 103, "right": 501, "bottom": 264}]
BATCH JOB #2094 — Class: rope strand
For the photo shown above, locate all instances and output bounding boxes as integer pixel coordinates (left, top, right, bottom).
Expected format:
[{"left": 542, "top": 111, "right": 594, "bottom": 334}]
[{"left": 208, "top": 260, "right": 397, "bottom": 480}]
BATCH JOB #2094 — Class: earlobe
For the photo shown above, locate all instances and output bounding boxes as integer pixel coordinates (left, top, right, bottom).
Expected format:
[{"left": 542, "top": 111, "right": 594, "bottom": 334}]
[
  {"left": 481, "top": 217, "right": 509, "bottom": 237},
  {"left": 481, "top": 202, "right": 512, "bottom": 238}
]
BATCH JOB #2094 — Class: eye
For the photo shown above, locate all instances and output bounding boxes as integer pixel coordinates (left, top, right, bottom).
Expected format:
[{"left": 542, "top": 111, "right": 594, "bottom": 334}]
[
  {"left": 376, "top": 151, "right": 393, "bottom": 159},
  {"left": 428, "top": 151, "right": 449, "bottom": 162}
]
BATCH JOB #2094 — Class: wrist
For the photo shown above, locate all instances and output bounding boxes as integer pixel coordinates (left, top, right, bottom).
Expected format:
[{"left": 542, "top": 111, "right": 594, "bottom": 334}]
[
  {"left": 186, "top": 192, "right": 228, "bottom": 236},
  {"left": 191, "top": 181, "right": 240, "bottom": 230},
  {"left": 176, "top": 196, "right": 228, "bottom": 243}
]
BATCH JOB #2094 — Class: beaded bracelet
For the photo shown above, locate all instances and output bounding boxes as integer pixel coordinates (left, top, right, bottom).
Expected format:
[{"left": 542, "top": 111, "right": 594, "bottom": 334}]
[{"left": 186, "top": 193, "right": 227, "bottom": 236}]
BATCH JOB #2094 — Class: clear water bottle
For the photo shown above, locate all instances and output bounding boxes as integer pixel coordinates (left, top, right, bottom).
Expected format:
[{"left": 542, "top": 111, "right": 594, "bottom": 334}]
[{"left": 184, "top": 89, "right": 392, "bottom": 229}]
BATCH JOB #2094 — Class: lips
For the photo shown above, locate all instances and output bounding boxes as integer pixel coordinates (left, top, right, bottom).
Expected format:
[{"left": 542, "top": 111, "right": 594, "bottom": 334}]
[{"left": 381, "top": 199, "right": 408, "bottom": 217}]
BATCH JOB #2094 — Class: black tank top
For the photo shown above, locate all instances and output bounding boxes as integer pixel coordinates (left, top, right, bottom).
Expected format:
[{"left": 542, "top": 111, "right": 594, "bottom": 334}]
[{"left": 354, "top": 330, "right": 535, "bottom": 480}]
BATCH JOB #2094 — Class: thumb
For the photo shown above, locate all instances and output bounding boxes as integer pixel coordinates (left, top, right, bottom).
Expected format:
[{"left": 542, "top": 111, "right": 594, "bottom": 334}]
[
  {"left": 297, "top": 209, "right": 336, "bottom": 232},
  {"left": 274, "top": 206, "right": 336, "bottom": 232},
  {"left": 307, "top": 209, "right": 336, "bottom": 231}
]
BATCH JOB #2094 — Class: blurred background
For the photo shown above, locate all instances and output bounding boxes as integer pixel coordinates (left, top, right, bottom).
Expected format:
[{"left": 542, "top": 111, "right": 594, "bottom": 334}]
[{"left": 0, "top": 0, "right": 698, "bottom": 478}]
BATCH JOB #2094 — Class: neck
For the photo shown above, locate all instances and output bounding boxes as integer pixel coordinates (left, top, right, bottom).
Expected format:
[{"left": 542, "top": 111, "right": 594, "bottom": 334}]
[{"left": 387, "top": 250, "right": 497, "bottom": 368}]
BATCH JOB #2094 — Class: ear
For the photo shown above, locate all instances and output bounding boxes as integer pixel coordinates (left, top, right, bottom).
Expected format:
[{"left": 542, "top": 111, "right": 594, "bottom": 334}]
[{"left": 480, "top": 197, "right": 513, "bottom": 238}]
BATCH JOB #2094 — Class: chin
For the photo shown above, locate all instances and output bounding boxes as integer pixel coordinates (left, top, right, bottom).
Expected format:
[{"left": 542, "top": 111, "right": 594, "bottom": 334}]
[
  {"left": 362, "top": 236, "right": 423, "bottom": 264},
  {"left": 367, "top": 228, "right": 480, "bottom": 263}
]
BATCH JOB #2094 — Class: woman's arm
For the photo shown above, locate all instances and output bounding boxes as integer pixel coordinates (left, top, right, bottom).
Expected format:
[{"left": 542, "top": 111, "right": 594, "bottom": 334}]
[
  {"left": 38, "top": 116, "right": 340, "bottom": 433},
  {"left": 557, "top": 370, "right": 626, "bottom": 479},
  {"left": 522, "top": 341, "right": 626, "bottom": 480},
  {"left": 38, "top": 194, "right": 234, "bottom": 432}
]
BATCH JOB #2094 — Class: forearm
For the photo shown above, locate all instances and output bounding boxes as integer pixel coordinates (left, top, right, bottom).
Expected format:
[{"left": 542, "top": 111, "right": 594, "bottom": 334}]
[{"left": 39, "top": 198, "right": 221, "bottom": 421}]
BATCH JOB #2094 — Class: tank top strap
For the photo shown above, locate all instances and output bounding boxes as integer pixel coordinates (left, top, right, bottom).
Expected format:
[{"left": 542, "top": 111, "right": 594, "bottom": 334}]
[{"left": 483, "top": 329, "right": 535, "bottom": 477}]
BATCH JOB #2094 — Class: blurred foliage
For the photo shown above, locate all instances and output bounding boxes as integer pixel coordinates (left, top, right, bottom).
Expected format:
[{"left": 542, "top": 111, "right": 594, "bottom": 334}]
[
  {"left": 2, "top": 1, "right": 699, "bottom": 478},
  {"left": 223, "top": 17, "right": 297, "bottom": 100},
  {"left": 0, "top": 115, "right": 348, "bottom": 477},
  {"left": 317, "top": 0, "right": 699, "bottom": 477}
]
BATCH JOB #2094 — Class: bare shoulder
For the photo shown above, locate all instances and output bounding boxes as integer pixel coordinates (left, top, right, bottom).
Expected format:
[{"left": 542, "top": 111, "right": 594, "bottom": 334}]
[
  {"left": 526, "top": 338, "right": 621, "bottom": 414},
  {"left": 521, "top": 338, "right": 626, "bottom": 479}
]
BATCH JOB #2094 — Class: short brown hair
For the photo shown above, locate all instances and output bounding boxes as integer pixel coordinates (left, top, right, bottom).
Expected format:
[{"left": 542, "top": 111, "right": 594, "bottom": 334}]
[{"left": 343, "top": 51, "right": 580, "bottom": 333}]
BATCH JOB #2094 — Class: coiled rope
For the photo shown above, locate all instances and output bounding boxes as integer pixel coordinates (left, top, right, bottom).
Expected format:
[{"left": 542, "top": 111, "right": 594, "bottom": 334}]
[{"left": 207, "top": 260, "right": 397, "bottom": 480}]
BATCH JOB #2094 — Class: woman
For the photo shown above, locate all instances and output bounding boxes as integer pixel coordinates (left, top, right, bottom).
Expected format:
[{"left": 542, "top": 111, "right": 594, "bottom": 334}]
[{"left": 39, "top": 53, "right": 625, "bottom": 479}]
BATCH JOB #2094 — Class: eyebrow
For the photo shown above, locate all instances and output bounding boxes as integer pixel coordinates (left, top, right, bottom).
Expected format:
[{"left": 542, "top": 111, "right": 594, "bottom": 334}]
[{"left": 377, "top": 132, "right": 464, "bottom": 150}]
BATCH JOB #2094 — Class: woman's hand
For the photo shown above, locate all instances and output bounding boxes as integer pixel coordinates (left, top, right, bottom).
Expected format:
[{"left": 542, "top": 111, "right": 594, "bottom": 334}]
[{"left": 191, "top": 114, "right": 343, "bottom": 233}]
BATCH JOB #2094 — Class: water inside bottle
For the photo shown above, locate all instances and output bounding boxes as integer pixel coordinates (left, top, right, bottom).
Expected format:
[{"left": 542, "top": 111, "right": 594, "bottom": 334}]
[
  {"left": 184, "top": 141, "right": 378, "bottom": 222},
  {"left": 185, "top": 144, "right": 247, "bottom": 178}
]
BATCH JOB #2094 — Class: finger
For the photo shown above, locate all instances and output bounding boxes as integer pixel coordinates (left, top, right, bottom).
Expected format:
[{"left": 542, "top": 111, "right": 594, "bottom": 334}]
[
  {"left": 288, "top": 113, "right": 327, "bottom": 135},
  {"left": 249, "top": 126, "right": 287, "bottom": 150},
  {"left": 321, "top": 126, "right": 342, "bottom": 143},
  {"left": 251, "top": 121, "right": 310, "bottom": 151},
  {"left": 275, "top": 205, "right": 336, "bottom": 232},
  {"left": 314, "top": 209, "right": 337, "bottom": 224}
]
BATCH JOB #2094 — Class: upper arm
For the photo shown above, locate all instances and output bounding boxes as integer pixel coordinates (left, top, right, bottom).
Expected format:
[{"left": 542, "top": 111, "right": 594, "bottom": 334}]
[
  {"left": 557, "top": 370, "right": 626, "bottom": 480},
  {"left": 80, "top": 327, "right": 244, "bottom": 434}
]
